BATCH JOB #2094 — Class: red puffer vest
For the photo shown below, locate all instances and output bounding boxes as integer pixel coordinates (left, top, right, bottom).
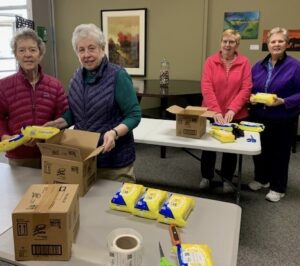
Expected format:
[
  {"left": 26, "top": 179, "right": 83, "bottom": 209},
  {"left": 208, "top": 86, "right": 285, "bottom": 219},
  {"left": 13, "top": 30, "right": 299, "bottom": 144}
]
[{"left": 0, "top": 66, "right": 68, "bottom": 159}]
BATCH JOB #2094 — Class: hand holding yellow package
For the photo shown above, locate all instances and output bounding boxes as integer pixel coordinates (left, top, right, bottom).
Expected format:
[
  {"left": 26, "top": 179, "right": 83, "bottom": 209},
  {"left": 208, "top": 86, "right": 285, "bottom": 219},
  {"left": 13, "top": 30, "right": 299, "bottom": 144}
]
[
  {"left": 109, "top": 183, "right": 145, "bottom": 213},
  {"left": 0, "top": 134, "right": 30, "bottom": 152},
  {"left": 157, "top": 193, "right": 195, "bottom": 227},
  {"left": 21, "top": 125, "right": 60, "bottom": 139},
  {"left": 211, "top": 122, "right": 235, "bottom": 132},
  {"left": 250, "top": 93, "right": 277, "bottom": 105},
  {"left": 171, "top": 243, "right": 214, "bottom": 266},
  {"left": 133, "top": 188, "right": 168, "bottom": 219}
]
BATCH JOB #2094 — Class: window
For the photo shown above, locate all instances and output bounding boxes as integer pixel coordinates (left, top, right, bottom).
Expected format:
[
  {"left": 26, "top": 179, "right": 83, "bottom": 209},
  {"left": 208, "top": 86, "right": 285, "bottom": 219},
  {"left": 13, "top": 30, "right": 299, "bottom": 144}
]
[{"left": 0, "top": 0, "right": 31, "bottom": 78}]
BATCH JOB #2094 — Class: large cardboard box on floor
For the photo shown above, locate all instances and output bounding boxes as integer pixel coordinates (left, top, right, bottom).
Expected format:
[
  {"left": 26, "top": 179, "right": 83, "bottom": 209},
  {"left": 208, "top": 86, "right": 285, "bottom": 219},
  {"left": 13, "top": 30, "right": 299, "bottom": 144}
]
[
  {"left": 167, "top": 105, "right": 215, "bottom": 139},
  {"left": 12, "top": 184, "right": 79, "bottom": 261},
  {"left": 37, "top": 129, "right": 103, "bottom": 197}
]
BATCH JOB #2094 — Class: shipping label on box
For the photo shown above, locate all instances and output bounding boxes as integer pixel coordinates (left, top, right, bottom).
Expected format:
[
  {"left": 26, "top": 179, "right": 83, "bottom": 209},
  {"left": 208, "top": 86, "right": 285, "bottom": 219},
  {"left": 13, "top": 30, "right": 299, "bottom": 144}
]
[{"left": 12, "top": 184, "right": 79, "bottom": 261}]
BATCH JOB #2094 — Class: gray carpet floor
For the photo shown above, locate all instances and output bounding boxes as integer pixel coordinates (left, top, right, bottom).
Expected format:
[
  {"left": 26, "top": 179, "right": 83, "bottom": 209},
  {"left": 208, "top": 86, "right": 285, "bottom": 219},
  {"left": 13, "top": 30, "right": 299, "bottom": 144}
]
[
  {"left": 134, "top": 143, "right": 300, "bottom": 266},
  {"left": 1, "top": 143, "right": 299, "bottom": 266}
]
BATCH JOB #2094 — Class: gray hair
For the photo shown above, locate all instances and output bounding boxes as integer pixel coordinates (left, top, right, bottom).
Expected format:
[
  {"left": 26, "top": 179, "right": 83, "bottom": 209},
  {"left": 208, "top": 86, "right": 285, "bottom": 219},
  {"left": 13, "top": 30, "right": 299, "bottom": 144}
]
[
  {"left": 71, "top": 23, "right": 106, "bottom": 52},
  {"left": 10, "top": 28, "right": 46, "bottom": 57},
  {"left": 267, "top": 27, "right": 289, "bottom": 43}
]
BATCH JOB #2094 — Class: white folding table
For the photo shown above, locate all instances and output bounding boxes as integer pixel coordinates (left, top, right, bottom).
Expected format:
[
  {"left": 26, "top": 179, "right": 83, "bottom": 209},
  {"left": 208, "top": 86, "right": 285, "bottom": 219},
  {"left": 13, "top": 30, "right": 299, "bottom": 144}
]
[
  {"left": 0, "top": 163, "right": 241, "bottom": 266},
  {"left": 134, "top": 118, "right": 261, "bottom": 204}
]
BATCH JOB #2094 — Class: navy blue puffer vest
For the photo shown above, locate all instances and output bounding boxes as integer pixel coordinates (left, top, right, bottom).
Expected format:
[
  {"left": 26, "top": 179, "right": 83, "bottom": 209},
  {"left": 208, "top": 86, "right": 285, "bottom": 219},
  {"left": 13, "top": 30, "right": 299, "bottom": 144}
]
[{"left": 68, "top": 56, "right": 135, "bottom": 168}]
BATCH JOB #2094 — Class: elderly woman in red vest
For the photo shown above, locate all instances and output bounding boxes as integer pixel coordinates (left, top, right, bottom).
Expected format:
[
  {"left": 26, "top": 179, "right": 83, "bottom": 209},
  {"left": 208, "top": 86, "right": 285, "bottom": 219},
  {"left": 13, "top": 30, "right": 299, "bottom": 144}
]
[
  {"left": 46, "top": 24, "right": 141, "bottom": 182},
  {"left": 0, "top": 28, "right": 68, "bottom": 168}
]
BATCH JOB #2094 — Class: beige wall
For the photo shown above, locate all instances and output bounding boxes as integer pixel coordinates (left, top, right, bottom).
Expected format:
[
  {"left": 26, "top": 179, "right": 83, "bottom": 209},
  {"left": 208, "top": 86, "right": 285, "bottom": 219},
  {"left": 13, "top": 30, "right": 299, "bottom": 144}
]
[
  {"left": 52, "top": 0, "right": 300, "bottom": 89},
  {"left": 206, "top": 0, "right": 300, "bottom": 64}
]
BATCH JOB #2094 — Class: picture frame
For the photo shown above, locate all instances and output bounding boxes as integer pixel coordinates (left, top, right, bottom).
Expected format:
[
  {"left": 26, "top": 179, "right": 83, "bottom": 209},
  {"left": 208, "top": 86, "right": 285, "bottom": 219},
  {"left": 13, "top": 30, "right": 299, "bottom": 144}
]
[{"left": 101, "top": 8, "right": 147, "bottom": 76}]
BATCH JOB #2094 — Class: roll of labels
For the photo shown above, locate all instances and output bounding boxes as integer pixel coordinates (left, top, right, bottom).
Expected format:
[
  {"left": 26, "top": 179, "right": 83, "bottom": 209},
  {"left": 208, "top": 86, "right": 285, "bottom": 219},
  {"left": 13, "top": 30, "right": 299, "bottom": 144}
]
[{"left": 107, "top": 228, "right": 143, "bottom": 266}]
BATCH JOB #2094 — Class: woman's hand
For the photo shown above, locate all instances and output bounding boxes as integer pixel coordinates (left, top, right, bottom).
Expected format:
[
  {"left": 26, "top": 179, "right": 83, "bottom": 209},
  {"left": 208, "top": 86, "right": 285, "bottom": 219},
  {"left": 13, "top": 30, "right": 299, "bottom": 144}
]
[
  {"left": 43, "top": 118, "right": 68, "bottom": 129},
  {"left": 224, "top": 110, "right": 235, "bottom": 123},
  {"left": 213, "top": 113, "right": 225, "bottom": 124},
  {"left": 266, "top": 97, "right": 285, "bottom": 107},
  {"left": 102, "top": 130, "right": 116, "bottom": 153}
]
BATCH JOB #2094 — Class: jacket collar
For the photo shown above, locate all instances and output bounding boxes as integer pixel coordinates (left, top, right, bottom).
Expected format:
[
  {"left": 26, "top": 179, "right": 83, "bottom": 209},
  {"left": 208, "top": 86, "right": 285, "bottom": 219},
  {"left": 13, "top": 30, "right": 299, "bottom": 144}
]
[{"left": 261, "top": 52, "right": 288, "bottom": 67}]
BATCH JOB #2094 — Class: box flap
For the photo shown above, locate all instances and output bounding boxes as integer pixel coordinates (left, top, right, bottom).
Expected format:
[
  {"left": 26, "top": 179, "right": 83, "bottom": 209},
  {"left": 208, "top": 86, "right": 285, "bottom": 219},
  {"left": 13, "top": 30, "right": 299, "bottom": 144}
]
[
  {"left": 58, "top": 129, "right": 100, "bottom": 150},
  {"left": 37, "top": 142, "right": 82, "bottom": 161},
  {"left": 84, "top": 145, "right": 104, "bottom": 161},
  {"left": 166, "top": 105, "right": 185, "bottom": 114},
  {"left": 201, "top": 110, "right": 215, "bottom": 118},
  {"left": 13, "top": 184, "right": 79, "bottom": 213},
  {"left": 186, "top": 106, "right": 208, "bottom": 112}
]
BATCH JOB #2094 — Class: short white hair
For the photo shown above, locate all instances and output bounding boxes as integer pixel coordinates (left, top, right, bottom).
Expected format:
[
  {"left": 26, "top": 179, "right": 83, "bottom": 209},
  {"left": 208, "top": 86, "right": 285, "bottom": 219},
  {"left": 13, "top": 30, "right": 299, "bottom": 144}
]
[{"left": 72, "top": 23, "right": 106, "bottom": 52}]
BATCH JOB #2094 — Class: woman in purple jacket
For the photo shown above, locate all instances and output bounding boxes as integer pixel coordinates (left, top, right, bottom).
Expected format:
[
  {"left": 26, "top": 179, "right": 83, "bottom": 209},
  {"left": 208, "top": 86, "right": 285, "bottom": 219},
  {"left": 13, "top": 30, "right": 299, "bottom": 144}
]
[{"left": 248, "top": 27, "right": 300, "bottom": 202}]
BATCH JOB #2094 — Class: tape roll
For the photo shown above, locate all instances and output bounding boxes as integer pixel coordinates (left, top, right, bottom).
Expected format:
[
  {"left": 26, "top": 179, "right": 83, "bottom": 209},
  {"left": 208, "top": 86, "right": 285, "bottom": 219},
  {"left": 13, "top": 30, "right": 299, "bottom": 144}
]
[{"left": 107, "top": 228, "right": 143, "bottom": 266}]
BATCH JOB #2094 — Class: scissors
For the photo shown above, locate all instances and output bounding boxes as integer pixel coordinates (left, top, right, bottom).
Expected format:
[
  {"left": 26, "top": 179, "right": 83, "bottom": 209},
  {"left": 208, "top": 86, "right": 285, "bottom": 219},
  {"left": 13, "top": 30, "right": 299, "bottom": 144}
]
[
  {"left": 159, "top": 242, "right": 175, "bottom": 266},
  {"left": 247, "top": 134, "right": 256, "bottom": 143}
]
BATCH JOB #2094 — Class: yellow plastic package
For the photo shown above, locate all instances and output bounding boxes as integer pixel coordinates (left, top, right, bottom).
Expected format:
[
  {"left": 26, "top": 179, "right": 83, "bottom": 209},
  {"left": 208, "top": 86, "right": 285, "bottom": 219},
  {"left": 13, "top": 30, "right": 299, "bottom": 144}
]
[
  {"left": 133, "top": 188, "right": 168, "bottom": 219},
  {"left": 209, "top": 129, "right": 235, "bottom": 143},
  {"left": 157, "top": 193, "right": 195, "bottom": 227},
  {"left": 0, "top": 134, "right": 30, "bottom": 152},
  {"left": 211, "top": 122, "right": 234, "bottom": 131},
  {"left": 21, "top": 125, "right": 60, "bottom": 139},
  {"left": 171, "top": 243, "right": 214, "bottom": 266},
  {"left": 238, "top": 121, "right": 265, "bottom": 133},
  {"left": 109, "top": 183, "right": 145, "bottom": 213},
  {"left": 250, "top": 93, "right": 277, "bottom": 105}
]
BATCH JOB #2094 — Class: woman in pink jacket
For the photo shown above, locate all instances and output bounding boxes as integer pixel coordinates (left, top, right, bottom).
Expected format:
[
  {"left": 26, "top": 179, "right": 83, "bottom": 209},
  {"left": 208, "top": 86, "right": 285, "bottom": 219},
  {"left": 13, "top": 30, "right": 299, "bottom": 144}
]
[{"left": 199, "top": 29, "right": 252, "bottom": 193}]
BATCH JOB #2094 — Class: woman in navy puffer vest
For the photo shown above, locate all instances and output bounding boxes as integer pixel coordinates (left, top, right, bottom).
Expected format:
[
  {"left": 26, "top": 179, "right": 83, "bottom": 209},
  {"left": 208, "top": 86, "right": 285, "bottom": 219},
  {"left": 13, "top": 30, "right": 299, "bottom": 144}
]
[{"left": 46, "top": 24, "right": 141, "bottom": 182}]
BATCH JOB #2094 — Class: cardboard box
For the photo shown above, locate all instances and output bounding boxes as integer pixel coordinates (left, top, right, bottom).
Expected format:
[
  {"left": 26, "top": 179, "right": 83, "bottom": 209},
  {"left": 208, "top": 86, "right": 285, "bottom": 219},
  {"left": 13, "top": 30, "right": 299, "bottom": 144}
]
[
  {"left": 167, "top": 105, "right": 215, "bottom": 139},
  {"left": 12, "top": 184, "right": 79, "bottom": 261},
  {"left": 37, "top": 129, "right": 103, "bottom": 196}
]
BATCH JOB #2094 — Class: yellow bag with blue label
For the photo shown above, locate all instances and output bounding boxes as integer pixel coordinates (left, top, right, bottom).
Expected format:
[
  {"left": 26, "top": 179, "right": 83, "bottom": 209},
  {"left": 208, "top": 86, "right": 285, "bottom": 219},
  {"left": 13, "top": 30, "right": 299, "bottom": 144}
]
[
  {"left": 110, "top": 183, "right": 145, "bottom": 213},
  {"left": 0, "top": 134, "right": 30, "bottom": 152},
  {"left": 171, "top": 243, "right": 214, "bottom": 266},
  {"left": 157, "top": 193, "right": 195, "bottom": 227},
  {"left": 133, "top": 188, "right": 168, "bottom": 219},
  {"left": 21, "top": 125, "right": 60, "bottom": 139}
]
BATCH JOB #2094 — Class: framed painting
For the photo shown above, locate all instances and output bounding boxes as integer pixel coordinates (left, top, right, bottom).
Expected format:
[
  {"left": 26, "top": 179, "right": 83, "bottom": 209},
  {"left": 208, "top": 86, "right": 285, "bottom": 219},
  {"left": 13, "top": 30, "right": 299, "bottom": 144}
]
[
  {"left": 224, "top": 11, "right": 260, "bottom": 39},
  {"left": 101, "top": 8, "right": 147, "bottom": 76}
]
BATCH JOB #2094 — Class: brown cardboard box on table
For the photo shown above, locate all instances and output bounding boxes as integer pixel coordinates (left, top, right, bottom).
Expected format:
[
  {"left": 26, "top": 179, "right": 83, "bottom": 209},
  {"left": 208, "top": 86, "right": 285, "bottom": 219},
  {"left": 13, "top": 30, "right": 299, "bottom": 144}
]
[
  {"left": 167, "top": 105, "right": 215, "bottom": 139},
  {"left": 12, "top": 184, "right": 79, "bottom": 261},
  {"left": 37, "top": 129, "right": 103, "bottom": 196}
]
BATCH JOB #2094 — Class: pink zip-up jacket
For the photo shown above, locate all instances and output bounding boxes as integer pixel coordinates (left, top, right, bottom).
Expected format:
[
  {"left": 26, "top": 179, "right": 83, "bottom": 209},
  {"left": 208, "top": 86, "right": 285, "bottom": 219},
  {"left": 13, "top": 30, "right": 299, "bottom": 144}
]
[{"left": 201, "top": 52, "right": 252, "bottom": 120}]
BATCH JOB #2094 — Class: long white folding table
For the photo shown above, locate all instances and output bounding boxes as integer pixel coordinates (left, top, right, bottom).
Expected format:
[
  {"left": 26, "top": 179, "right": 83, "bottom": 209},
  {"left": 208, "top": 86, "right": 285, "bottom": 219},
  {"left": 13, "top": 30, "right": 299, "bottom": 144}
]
[
  {"left": 133, "top": 118, "right": 262, "bottom": 204},
  {"left": 0, "top": 162, "right": 241, "bottom": 266}
]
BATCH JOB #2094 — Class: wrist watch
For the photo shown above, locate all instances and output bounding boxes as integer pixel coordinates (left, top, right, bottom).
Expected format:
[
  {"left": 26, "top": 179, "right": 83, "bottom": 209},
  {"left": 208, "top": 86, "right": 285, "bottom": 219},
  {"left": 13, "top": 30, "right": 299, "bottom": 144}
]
[{"left": 112, "top": 128, "right": 119, "bottom": 140}]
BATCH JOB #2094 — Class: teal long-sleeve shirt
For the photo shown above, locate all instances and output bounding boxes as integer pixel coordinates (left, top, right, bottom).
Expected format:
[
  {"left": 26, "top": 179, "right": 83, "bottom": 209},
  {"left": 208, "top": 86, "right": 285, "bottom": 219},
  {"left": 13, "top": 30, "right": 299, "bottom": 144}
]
[{"left": 63, "top": 69, "right": 141, "bottom": 131}]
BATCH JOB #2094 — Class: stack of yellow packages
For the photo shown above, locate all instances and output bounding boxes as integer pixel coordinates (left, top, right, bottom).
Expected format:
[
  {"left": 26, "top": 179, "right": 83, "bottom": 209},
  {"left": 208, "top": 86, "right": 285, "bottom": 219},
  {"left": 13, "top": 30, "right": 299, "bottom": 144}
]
[{"left": 109, "top": 183, "right": 195, "bottom": 227}]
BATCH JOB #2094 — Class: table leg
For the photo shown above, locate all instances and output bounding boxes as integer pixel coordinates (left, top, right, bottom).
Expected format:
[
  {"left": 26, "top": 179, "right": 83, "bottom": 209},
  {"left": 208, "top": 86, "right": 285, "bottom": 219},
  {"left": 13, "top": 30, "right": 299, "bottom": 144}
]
[
  {"left": 236, "top": 154, "right": 243, "bottom": 205},
  {"left": 160, "top": 146, "right": 166, "bottom": 158}
]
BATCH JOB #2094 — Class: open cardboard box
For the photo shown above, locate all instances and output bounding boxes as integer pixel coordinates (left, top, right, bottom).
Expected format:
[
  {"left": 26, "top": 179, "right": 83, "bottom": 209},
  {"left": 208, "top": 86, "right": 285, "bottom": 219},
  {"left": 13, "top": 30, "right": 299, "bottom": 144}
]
[
  {"left": 167, "top": 105, "right": 215, "bottom": 139},
  {"left": 12, "top": 184, "right": 79, "bottom": 261},
  {"left": 37, "top": 129, "right": 103, "bottom": 196}
]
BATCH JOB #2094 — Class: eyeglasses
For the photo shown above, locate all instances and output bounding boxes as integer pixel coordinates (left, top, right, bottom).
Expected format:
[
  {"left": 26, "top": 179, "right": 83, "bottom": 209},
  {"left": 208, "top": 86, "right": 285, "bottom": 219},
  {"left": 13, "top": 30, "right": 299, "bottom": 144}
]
[{"left": 222, "top": 40, "right": 236, "bottom": 45}]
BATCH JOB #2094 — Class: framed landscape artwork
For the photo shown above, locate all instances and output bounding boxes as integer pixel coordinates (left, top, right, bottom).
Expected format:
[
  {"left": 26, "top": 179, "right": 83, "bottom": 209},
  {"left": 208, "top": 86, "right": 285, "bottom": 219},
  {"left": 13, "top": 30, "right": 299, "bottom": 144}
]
[
  {"left": 101, "top": 8, "right": 147, "bottom": 76},
  {"left": 224, "top": 11, "right": 260, "bottom": 39}
]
